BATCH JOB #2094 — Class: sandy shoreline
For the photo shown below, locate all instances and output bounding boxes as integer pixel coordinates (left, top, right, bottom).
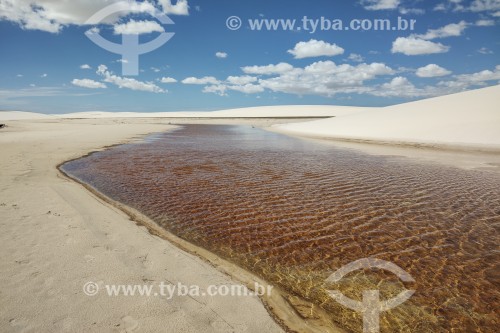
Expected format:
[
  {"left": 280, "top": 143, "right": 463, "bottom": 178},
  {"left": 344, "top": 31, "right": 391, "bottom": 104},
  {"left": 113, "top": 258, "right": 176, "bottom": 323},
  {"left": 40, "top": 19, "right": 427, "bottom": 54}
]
[{"left": 0, "top": 118, "right": 293, "bottom": 333}]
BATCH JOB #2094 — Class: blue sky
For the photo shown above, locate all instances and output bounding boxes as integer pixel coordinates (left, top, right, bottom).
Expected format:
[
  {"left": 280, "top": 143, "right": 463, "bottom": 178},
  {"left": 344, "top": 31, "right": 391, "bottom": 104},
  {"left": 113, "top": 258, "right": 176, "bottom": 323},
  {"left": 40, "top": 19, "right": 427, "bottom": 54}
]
[{"left": 0, "top": 0, "right": 499, "bottom": 114}]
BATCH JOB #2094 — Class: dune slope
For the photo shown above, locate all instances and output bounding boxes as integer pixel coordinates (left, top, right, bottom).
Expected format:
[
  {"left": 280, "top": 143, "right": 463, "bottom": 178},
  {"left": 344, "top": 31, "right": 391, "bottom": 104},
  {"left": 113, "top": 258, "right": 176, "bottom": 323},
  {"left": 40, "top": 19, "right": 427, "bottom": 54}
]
[{"left": 276, "top": 85, "right": 500, "bottom": 149}]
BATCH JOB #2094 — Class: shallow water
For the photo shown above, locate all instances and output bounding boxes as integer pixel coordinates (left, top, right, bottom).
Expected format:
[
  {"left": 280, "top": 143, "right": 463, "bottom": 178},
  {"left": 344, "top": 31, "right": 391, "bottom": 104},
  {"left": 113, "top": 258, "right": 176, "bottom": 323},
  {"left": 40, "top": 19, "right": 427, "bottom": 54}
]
[{"left": 62, "top": 125, "right": 500, "bottom": 332}]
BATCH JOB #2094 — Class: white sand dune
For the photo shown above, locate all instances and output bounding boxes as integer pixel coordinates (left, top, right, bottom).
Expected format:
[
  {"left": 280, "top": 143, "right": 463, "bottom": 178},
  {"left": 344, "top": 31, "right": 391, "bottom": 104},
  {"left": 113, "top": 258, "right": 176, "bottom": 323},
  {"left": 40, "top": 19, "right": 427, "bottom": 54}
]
[
  {"left": 275, "top": 85, "right": 500, "bottom": 149},
  {"left": 0, "top": 111, "right": 54, "bottom": 121},
  {"left": 54, "top": 105, "right": 365, "bottom": 119},
  {"left": 1, "top": 105, "right": 365, "bottom": 120},
  {"left": 3, "top": 86, "right": 499, "bottom": 150}
]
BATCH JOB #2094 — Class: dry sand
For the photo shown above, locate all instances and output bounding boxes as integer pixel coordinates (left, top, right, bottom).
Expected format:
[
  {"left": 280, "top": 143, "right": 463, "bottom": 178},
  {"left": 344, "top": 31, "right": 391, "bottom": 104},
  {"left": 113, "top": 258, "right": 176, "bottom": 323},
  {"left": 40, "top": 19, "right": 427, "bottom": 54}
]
[
  {"left": 51, "top": 105, "right": 366, "bottom": 119},
  {"left": 275, "top": 85, "right": 500, "bottom": 150},
  {"left": 0, "top": 118, "right": 289, "bottom": 333}
]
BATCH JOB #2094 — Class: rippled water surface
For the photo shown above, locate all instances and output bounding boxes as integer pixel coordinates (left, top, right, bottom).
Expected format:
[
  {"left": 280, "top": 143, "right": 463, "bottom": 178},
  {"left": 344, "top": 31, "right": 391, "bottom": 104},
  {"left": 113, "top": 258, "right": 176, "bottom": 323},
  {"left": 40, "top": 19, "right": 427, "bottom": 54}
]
[{"left": 62, "top": 125, "right": 500, "bottom": 332}]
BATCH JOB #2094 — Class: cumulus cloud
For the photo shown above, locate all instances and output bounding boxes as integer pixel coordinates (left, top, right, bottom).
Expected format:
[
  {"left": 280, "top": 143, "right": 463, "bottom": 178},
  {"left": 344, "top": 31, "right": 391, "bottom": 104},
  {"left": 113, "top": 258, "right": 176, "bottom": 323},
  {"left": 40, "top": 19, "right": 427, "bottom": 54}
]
[
  {"left": 80, "top": 64, "right": 91, "bottom": 69},
  {"left": 449, "top": 65, "right": 500, "bottom": 86},
  {"left": 415, "top": 21, "right": 468, "bottom": 40},
  {"left": 362, "top": 0, "right": 400, "bottom": 10},
  {"left": 241, "top": 62, "right": 294, "bottom": 75},
  {"left": 96, "top": 65, "right": 165, "bottom": 93},
  {"left": 202, "top": 84, "right": 227, "bottom": 96},
  {"left": 182, "top": 76, "right": 220, "bottom": 85},
  {"left": 215, "top": 52, "right": 228, "bottom": 59},
  {"left": 196, "top": 61, "right": 393, "bottom": 97},
  {"left": 0, "top": 0, "right": 189, "bottom": 33},
  {"left": 370, "top": 77, "right": 432, "bottom": 97},
  {"left": 433, "top": 0, "right": 500, "bottom": 12},
  {"left": 160, "top": 77, "right": 177, "bottom": 83},
  {"left": 71, "top": 78, "right": 107, "bottom": 89},
  {"left": 287, "top": 39, "right": 344, "bottom": 59},
  {"left": 158, "top": 0, "right": 189, "bottom": 15},
  {"left": 476, "top": 19, "right": 495, "bottom": 26},
  {"left": 469, "top": 0, "right": 500, "bottom": 12},
  {"left": 258, "top": 61, "right": 394, "bottom": 96},
  {"left": 227, "top": 84, "right": 264, "bottom": 94},
  {"left": 226, "top": 76, "right": 258, "bottom": 85},
  {"left": 416, "top": 64, "right": 452, "bottom": 77},
  {"left": 113, "top": 19, "right": 165, "bottom": 35},
  {"left": 391, "top": 37, "right": 450, "bottom": 55},
  {"left": 347, "top": 53, "right": 364, "bottom": 62}
]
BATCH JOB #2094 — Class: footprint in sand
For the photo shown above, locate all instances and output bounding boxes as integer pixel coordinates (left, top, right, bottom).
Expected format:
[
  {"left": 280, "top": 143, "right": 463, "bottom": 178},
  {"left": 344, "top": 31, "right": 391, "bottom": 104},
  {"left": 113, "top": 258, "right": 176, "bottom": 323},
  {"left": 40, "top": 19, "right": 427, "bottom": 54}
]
[
  {"left": 119, "top": 316, "right": 139, "bottom": 332},
  {"left": 9, "top": 317, "right": 32, "bottom": 330},
  {"left": 84, "top": 255, "right": 95, "bottom": 263}
]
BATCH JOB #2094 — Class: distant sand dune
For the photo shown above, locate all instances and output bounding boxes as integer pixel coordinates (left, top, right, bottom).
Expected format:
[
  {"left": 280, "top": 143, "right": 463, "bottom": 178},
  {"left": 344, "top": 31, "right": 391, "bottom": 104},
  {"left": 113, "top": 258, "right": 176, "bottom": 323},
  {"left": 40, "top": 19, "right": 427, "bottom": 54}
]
[
  {"left": 276, "top": 85, "right": 500, "bottom": 149},
  {"left": 2, "top": 85, "right": 499, "bottom": 149}
]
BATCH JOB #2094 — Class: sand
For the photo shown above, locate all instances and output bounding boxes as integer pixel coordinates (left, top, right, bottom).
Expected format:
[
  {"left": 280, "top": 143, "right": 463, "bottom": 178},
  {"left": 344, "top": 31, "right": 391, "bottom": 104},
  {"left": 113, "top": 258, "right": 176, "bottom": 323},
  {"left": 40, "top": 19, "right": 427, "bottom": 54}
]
[
  {"left": 51, "top": 105, "right": 367, "bottom": 119},
  {"left": 275, "top": 85, "right": 500, "bottom": 150},
  {"left": 0, "top": 118, "right": 288, "bottom": 333}
]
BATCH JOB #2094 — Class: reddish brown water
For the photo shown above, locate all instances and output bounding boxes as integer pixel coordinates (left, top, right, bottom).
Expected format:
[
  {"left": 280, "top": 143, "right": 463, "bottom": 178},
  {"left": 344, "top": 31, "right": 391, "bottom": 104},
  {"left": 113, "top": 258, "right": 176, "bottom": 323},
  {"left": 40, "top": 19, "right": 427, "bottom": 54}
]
[{"left": 62, "top": 125, "right": 500, "bottom": 332}]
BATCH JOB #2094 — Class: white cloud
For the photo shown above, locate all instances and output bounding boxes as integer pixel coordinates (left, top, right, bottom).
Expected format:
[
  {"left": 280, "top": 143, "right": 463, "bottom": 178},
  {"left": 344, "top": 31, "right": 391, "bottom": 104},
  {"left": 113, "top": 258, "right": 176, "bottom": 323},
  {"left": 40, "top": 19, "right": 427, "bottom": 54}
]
[
  {"left": 438, "top": 65, "right": 500, "bottom": 90},
  {"left": 469, "top": 0, "right": 500, "bottom": 12},
  {"left": 158, "top": 0, "right": 189, "bottom": 15},
  {"left": 86, "top": 27, "right": 100, "bottom": 35},
  {"left": 215, "top": 52, "right": 228, "bottom": 59},
  {"left": 241, "top": 62, "right": 294, "bottom": 75},
  {"left": 287, "top": 39, "right": 344, "bottom": 59},
  {"left": 476, "top": 19, "right": 495, "bottom": 26},
  {"left": 96, "top": 65, "right": 165, "bottom": 93},
  {"left": 415, "top": 21, "right": 468, "bottom": 40},
  {"left": 202, "top": 84, "right": 227, "bottom": 96},
  {"left": 362, "top": 0, "right": 400, "bottom": 10},
  {"left": 416, "top": 64, "right": 452, "bottom": 77},
  {"left": 347, "top": 53, "right": 364, "bottom": 62},
  {"left": 16, "top": 74, "right": 23, "bottom": 77},
  {"left": 41, "top": 73, "right": 48, "bottom": 78},
  {"left": 255, "top": 61, "right": 394, "bottom": 97},
  {"left": 226, "top": 76, "right": 258, "bottom": 85},
  {"left": 114, "top": 19, "right": 164, "bottom": 35},
  {"left": 71, "top": 78, "right": 107, "bottom": 89},
  {"left": 0, "top": 0, "right": 189, "bottom": 33},
  {"left": 371, "top": 77, "right": 431, "bottom": 98},
  {"left": 453, "top": 65, "right": 500, "bottom": 83},
  {"left": 228, "top": 84, "right": 265, "bottom": 94},
  {"left": 182, "top": 76, "right": 220, "bottom": 85},
  {"left": 80, "top": 64, "right": 91, "bottom": 69},
  {"left": 478, "top": 47, "right": 494, "bottom": 54},
  {"left": 433, "top": 0, "right": 500, "bottom": 12},
  {"left": 433, "top": 3, "right": 447, "bottom": 11},
  {"left": 399, "top": 7, "right": 425, "bottom": 14},
  {"left": 391, "top": 37, "right": 450, "bottom": 55},
  {"left": 160, "top": 77, "right": 177, "bottom": 83}
]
